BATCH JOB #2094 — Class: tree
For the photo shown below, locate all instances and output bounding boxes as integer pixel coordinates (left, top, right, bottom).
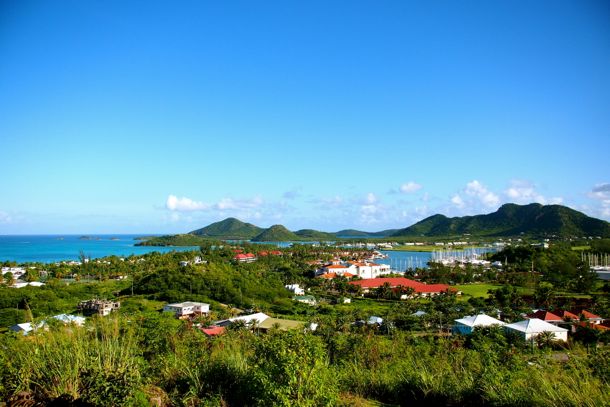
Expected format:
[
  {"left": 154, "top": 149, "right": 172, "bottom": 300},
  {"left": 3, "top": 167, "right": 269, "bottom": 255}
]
[{"left": 534, "top": 282, "right": 556, "bottom": 308}]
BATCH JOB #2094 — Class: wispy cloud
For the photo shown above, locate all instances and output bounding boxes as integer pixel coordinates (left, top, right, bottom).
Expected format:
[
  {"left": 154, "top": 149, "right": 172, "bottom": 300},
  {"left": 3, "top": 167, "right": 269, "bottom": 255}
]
[
  {"left": 0, "top": 211, "right": 13, "bottom": 224},
  {"left": 588, "top": 183, "right": 610, "bottom": 217},
  {"left": 282, "top": 188, "right": 301, "bottom": 200},
  {"left": 400, "top": 181, "right": 422, "bottom": 194}
]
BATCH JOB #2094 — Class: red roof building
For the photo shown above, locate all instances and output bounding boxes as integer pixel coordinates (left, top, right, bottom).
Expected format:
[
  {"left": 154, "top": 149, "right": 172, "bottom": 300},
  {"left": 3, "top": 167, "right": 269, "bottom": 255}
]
[
  {"left": 526, "top": 310, "right": 563, "bottom": 323},
  {"left": 348, "top": 277, "right": 450, "bottom": 296},
  {"left": 200, "top": 326, "right": 226, "bottom": 337},
  {"left": 234, "top": 253, "right": 257, "bottom": 263},
  {"left": 580, "top": 310, "right": 603, "bottom": 324},
  {"left": 556, "top": 310, "right": 579, "bottom": 321}
]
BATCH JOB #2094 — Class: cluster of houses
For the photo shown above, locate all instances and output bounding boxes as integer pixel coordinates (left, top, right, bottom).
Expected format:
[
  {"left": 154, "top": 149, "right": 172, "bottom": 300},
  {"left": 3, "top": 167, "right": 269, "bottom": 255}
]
[
  {"left": 9, "top": 314, "right": 87, "bottom": 335},
  {"left": 162, "top": 300, "right": 316, "bottom": 337},
  {"left": 453, "top": 309, "right": 607, "bottom": 343},
  {"left": 232, "top": 250, "right": 283, "bottom": 263},
  {"left": 8, "top": 298, "right": 120, "bottom": 335}
]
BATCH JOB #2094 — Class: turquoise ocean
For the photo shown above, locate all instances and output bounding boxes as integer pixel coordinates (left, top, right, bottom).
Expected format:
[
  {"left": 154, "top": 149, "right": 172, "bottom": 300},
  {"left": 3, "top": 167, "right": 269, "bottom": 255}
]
[{"left": 0, "top": 235, "right": 198, "bottom": 263}]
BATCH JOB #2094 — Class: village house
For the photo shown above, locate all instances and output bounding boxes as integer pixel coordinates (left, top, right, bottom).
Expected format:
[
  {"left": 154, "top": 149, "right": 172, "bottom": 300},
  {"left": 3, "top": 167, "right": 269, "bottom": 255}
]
[
  {"left": 504, "top": 318, "right": 569, "bottom": 342},
  {"left": 212, "top": 312, "right": 317, "bottom": 333},
  {"left": 77, "top": 299, "right": 121, "bottom": 316},
  {"left": 9, "top": 314, "right": 86, "bottom": 336},
  {"left": 293, "top": 295, "right": 317, "bottom": 305},
  {"left": 526, "top": 310, "right": 563, "bottom": 325},
  {"left": 453, "top": 314, "right": 505, "bottom": 335},
  {"left": 163, "top": 301, "right": 210, "bottom": 318}
]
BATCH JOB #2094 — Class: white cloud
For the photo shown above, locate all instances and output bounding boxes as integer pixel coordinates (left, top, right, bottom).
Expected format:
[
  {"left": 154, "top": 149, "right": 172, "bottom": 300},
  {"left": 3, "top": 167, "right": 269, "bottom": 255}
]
[
  {"left": 504, "top": 180, "right": 562, "bottom": 205},
  {"left": 166, "top": 195, "right": 210, "bottom": 211},
  {"left": 464, "top": 180, "right": 500, "bottom": 207},
  {"left": 451, "top": 194, "right": 465, "bottom": 208},
  {"left": 400, "top": 181, "right": 422, "bottom": 194}
]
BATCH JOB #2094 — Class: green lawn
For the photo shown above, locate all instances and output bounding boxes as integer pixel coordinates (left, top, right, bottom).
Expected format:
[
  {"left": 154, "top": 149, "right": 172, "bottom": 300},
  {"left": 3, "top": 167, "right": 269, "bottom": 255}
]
[
  {"left": 452, "top": 283, "right": 534, "bottom": 300},
  {"left": 452, "top": 283, "right": 502, "bottom": 298}
]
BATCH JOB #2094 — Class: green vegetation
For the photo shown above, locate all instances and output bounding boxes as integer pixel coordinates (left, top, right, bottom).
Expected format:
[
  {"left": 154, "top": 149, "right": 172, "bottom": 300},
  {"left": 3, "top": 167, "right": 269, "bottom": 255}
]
[
  {"left": 190, "top": 217, "right": 264, "bottom": 239},
  {"left": 453, "top": 283, "right": 503, "bottom": 298},
  {"left": 392, "top": 203, "right": 610, "bottom": 238},
  {"left": 136, "top": 233, "right": 210, "bottom": 246},
  {"left": 1, "top": 241, "right": 609, "bottom": 405},
  {"left": 253, "top": 225, "right": 301, "bottom": 242}
]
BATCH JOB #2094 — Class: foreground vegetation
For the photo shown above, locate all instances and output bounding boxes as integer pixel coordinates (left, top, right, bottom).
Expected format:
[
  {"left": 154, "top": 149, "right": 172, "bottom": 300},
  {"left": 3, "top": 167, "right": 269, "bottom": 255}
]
[
  {"left": 1, "top": 240, "right": 609, "bottom": 405},
  {"left": 1, "top": 315, "right": 608, "bottom": 406}
]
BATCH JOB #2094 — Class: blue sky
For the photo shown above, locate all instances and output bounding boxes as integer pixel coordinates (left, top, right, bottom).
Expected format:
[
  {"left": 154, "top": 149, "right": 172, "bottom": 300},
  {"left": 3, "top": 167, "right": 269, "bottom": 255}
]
[{"left": 1, "top": 1, "right": 609, "bottom": 234}]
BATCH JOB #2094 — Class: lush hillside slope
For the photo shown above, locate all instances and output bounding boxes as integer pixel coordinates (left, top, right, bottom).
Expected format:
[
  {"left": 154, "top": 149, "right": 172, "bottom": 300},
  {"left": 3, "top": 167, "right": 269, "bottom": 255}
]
[
  {"left": 252, "top": 225, "right": 300, "bottom": 242},
  {"left": 392, "top": 203, "right": 610, "bottom": 238},
  {"left": 294, "top": 229, "right": 336, "bottom": 240},
  {"left": 189, "top": 217, "right": 263, "bottom": 239}
]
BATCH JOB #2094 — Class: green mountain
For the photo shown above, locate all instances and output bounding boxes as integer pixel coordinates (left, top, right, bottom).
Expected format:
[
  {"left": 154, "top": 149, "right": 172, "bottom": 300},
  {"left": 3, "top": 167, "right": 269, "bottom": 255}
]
[
  {"left": 335, "top": 229, "right": 399, "bottom": 238},
  {"left": 294, "top": 229, "right": 336, "bottom": 240},
  {"left": 392, "top": 203, "right": 610, "bottom": 238},
  {"left": 189, "top": 217, "right": 263, "bottom": 239},
  {"left": 252, "top": 225, "right": 300, "bottom": 242}
]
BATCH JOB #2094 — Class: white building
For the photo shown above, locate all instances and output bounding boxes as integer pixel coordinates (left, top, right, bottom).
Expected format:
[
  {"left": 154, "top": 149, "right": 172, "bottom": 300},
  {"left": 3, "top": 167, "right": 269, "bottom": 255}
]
[
  {"left": 453, "top": 314, "right": 505, "bottom": 335},
  {"left": 163, "top": 301, "right": 210, "bottom": 317},
  {"left": 317, "top": 261, "right": 392, "bottom": 279},
  {"left": 216, "top": 312, "right": 270, "bottom": 327},
  {"left": 504, "top": 318, "right": 568, "bottom": 342},
  {"left": 285, "top": 283, "right": 305, "bottom": 295}
]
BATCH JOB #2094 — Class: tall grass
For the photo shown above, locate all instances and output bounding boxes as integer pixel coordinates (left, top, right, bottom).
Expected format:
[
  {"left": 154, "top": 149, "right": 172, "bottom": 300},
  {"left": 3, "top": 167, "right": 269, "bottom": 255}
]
[{"left": 1, "top": 316, "right": 143, "bottom": 405}]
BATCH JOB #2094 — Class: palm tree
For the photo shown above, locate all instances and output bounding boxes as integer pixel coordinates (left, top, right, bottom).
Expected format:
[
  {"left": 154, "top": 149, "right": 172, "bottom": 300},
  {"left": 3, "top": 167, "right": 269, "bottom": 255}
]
[{"left": 535, "top": 331, "right": 557, "bottom": 349}]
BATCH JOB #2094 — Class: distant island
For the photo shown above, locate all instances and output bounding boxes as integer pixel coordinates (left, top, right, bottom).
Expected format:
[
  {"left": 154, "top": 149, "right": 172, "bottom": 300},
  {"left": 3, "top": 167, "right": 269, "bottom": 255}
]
[{"left": 137, "top": 203, "right": 610, "bottom": 246}]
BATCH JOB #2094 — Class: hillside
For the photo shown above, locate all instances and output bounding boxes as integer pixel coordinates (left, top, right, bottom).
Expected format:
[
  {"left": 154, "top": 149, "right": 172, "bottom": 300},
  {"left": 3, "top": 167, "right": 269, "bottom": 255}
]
[
  {"left": 294, "top": 229, "right": 336, "bottom": 240},
  {"left": 189, "top": 217, "right": 263, "bottom": 239},
  {"left": 392, "top": 203, "right": 610, "bottom": 238},
  {"left": 252, "top": 225, "right": 300, "bottom": 242}
]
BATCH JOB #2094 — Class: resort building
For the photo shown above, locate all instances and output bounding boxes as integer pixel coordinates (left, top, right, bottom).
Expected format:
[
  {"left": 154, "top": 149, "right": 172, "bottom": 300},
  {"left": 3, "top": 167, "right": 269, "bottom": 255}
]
[
  {"left": 317, "top": 260, "right": 391, "bottom": 279},
  {"left": 348, "top": 277, "right": 451, "bottom": 298}
]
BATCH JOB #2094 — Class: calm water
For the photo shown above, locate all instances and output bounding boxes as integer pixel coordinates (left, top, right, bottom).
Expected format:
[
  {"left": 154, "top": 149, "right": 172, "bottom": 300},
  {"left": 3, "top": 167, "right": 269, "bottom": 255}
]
[{"left": 0, "top": 235, "right": 198, "bottom": 263}]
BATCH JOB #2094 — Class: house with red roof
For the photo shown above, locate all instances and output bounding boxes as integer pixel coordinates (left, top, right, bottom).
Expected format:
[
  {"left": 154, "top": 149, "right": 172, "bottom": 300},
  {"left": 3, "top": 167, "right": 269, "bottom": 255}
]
[
  {"left": 555, "top": 310, "right": 579, "bottom": 321},
  {"left": 526, "top": 310, "right": 563, "bottom": 324},
  {"left": 234, "top": 253, "right": 257, "bottom": 263},
  {"left": 200, "top": 325, "right": 225, "bottom": 337},
  {"left": 348, "top": 277, "right": 451, "bottom": 298},
  {"left": 580, "top": 310, "right": 603, "bottom": 324}
]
